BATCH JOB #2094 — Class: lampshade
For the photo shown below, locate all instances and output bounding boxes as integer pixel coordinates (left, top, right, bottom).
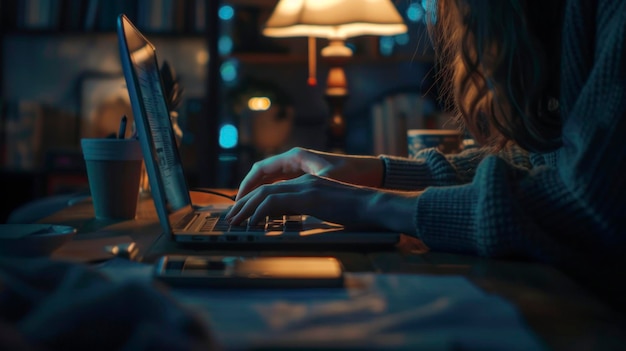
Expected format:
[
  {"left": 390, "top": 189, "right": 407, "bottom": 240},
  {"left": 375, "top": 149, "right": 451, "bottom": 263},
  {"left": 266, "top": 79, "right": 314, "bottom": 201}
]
[
  {"left": 263, "top": 0, "right": 408, "bottom": 40},
  {"left": 262, "top": 0, "right": 408, "bottom": 152}
]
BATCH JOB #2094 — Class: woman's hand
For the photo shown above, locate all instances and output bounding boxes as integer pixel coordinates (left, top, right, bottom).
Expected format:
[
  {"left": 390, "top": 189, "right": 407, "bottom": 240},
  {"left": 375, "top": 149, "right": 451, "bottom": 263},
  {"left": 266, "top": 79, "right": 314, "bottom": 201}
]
[
  {"left": 235, "top": 147, "right": 384, "bottom": 201},
  {"left": 226, "top": 174, "right": 420, "bottom": 234}
]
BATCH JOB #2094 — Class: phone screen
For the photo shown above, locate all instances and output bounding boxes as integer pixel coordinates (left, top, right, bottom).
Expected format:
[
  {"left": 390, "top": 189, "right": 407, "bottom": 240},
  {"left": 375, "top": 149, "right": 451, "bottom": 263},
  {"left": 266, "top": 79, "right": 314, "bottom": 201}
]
[
  {"left": 154, "top": 256, "right": 345, "bottom": 288},
  {"left": 234, "top": 257, "right": 343, "bottom": 278}
]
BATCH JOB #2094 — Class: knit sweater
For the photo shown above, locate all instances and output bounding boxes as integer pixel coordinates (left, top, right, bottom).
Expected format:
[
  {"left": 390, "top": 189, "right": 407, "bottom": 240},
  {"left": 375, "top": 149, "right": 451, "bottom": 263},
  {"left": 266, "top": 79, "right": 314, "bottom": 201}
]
[{"left": 380, "top": 0, "right": 626, "bottom": 265}]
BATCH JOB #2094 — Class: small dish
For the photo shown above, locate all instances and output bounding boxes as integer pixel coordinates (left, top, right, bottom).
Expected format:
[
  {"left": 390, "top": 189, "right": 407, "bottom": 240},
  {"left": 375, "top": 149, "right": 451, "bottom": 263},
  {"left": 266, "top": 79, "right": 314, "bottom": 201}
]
[{"left": 0, "top": 224, "right": 77, "bottom": 257}]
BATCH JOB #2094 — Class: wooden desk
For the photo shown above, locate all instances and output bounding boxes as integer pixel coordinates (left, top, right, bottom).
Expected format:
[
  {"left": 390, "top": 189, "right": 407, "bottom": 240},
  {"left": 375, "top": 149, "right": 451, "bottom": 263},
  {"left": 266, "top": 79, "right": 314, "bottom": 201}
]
[{"left": 40, "top": 192, "right": 626, "bottom": 351}]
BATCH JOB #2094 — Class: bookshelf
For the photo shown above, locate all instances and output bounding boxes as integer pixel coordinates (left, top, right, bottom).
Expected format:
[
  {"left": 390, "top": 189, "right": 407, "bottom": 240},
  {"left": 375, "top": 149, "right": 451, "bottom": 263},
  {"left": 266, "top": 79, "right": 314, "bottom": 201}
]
[
  {"left": 0, "top": 0, "right": 223, "bottom": 222},
  {"left": 1, "top": 0, "right": 208, "bottom": 35}
]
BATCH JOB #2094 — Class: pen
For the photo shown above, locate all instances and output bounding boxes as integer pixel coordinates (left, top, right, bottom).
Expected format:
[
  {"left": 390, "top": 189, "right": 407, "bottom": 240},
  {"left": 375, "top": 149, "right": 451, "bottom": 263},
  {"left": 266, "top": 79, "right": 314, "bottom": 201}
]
[{"left": 118, "top": 115, "right": 127, "bottom": 139}]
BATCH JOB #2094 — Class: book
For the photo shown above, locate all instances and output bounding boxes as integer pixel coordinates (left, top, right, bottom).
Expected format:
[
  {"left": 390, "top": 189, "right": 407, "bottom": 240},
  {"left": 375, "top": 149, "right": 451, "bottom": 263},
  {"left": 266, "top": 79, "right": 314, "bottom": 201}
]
[
  {"left": 371, "top": 92, "right": 426, "bottom": 156},
  {"left": 5, "top": 101, "right": 43, "bottom": 170},
  {"left": 83, "top": 0, "right": 99, "bottom": 31},
  {"left": 371, "top": 103, "right": 385, "bottom": 155},
  {"left": 18, "top": 0, "right": 61, "bottom": 30},
  {"left": 194, "top": 0, "right": 207, "bottom": 33}
]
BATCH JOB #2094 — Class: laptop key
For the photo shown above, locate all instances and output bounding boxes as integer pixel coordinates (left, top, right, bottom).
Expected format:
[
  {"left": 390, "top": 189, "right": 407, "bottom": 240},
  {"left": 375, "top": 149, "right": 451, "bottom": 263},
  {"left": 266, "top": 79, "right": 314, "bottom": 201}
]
[
  {"left": 228, "top": 224, "right": 248, "bottom": 232},
  {"left": 284, "top": 222, "right": 303, "bottom": 232},
  {"left": 200, "top": 217, "right": 218, "bottom": 232},
  {"left": 284, "top": 215, "right": 303, "bottom": 222},
  {"left": 247, "top": 225, "right": 266, "bottom": 232},
  {"left": 247, "top": 220, "right": 267, "bottom": 232},
  {"left": 174, "top": 212, "right": 198, "bottom": 231},
  {"left": 284, "top": 215, "right": 303, "bottom": 232},
  {"left": 213, "top": 222, "right": 230, "bottom": 231},
  {"left": 268, "top": 215, "right": 283, "bottom": 222},
  {"left": 267, "top": 223, "right": 284, "bottom": 232}
]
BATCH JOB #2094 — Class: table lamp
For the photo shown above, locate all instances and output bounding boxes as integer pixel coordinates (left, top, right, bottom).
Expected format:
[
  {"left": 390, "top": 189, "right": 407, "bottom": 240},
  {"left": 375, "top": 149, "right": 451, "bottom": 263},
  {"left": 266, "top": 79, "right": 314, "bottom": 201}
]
[{"left": 263, "top": 0, "right": 407, "bottom": 152}]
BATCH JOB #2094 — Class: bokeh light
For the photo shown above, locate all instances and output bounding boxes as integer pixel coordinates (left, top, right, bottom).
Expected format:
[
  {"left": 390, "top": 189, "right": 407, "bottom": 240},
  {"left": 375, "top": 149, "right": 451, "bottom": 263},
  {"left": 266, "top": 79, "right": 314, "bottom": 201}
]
[
  {"left": 218, "top": 5, "right": 234, "bottom": 21},
  {"left": 219, "top": 124, "right": 238, "bottom": 149}
]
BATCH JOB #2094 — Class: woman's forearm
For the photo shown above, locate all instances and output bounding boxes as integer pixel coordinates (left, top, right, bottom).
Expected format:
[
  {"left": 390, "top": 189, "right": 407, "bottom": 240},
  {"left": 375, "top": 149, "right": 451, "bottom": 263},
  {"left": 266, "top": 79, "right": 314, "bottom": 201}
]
[{"left": 300, "top": 148, "right": 385, "bottom": 188}]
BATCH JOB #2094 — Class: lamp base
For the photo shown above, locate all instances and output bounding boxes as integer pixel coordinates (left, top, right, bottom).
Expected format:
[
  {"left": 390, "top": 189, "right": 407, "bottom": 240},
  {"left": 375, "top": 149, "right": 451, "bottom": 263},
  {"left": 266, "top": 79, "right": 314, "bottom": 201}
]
[
  {"left": 322, "top": 40, "right": 351, "bottom": 153},
  {"left": 325, "top": 94, "right": 347, "bottom": 153}
]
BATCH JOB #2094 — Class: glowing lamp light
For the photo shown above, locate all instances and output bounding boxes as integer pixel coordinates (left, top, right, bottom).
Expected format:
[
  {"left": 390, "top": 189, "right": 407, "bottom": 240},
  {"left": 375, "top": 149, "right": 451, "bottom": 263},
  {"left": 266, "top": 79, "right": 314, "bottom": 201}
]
[
  {"left": 218, "top": 5, "right": 234, "bottom": 21},
  {"left": 195, "top": 49, "right": 209, "bottom": 65},
  {"left": 218, "top": 35, "right": 233, "bottom": 55},
  {"left": 379, "top": 36, "right": 395, "bottom": 56},
  {"left": 422, "top": 0, "right": 438, "bottom": 23},
  {"left": 219, "top": 124, "right": 238, "bottom": 149},
  {"left": 263, "top": 0, "right": 407, "bottom": 151},
  {"left": 247, "top": 97, "right": 272, "bottom": 111},
  {"left": 407, "top": 3, "right": 425, "bottom": 22},
  {"left": 220, "top": 60, "right": 238, "bottom": 82},
  {"left": 395, "top": 33, "right": 410, "bottom": 45}
]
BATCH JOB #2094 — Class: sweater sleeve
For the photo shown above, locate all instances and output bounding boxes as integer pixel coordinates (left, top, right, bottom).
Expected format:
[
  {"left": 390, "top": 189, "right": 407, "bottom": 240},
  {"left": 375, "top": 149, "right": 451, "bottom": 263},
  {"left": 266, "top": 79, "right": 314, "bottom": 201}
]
[
  {"left": 402, "top": 0, "right": 626, "bottom": 262},
  {"left": 380, "top": 144, "right": 531, "bottom": 190}
]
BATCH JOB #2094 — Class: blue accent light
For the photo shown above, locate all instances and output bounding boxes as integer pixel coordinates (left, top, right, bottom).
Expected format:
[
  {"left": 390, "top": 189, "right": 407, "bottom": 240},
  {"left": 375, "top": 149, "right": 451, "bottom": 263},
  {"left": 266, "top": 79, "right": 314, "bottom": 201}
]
[
  {"left": 219, "top": 124, "right": 238, "bottom": 149},
  {"left": 220, "top": 60, "right": 238, "bottom": 82},
  {"left": 422, "top": 0, "right": 438, "bottom": 23},
  {"left": 407, "top": 3, "right": 424, "bottom": 22},
  {"left": 218, "top": 35, "right": 233, "bottom": 55},
  {"left": 395, "top": 33, "right": 410, "bottom": 45},
  {"left": 379, "top": 36, "right": 395, "bottom": 56},
  {"left": 218, "top": 5, "right": 234, "bottom": 21}
]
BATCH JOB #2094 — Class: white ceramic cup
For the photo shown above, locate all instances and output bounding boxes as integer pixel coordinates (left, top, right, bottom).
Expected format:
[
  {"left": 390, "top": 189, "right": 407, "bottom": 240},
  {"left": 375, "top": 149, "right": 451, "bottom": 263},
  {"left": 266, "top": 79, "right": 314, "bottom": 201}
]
[{"left": 407, "top": 129, "right": 463, "bottom": 158}]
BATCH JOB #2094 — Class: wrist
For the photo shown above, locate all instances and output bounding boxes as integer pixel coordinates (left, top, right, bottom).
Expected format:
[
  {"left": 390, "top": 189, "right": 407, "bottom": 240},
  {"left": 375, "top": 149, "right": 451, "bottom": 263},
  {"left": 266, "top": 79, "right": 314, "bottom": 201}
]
[
  {"left": 300, "top": 148, "right": 383, "bottom": 187},
  {"left": 343, "top": 155, "right": 384, "bottom": 188},
  {"left": 368, "top": 190, "right": 420, "bottom": 234}
]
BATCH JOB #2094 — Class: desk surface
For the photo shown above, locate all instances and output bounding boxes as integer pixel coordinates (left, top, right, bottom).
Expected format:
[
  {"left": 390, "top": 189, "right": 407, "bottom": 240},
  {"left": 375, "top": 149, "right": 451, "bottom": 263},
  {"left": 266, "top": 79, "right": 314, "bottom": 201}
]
[{"left": 39, "top": 191, "right": 626, "bottom": 350}]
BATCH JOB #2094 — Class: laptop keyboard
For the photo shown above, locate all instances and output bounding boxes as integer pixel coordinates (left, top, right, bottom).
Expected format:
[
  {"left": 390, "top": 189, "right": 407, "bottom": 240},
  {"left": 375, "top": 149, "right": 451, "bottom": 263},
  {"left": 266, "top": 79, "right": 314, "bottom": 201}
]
[
  {"left": 174, "top": 211, "right": 303, "bottom": 233},
  {"left": 210, "top": 213, "right": 304, "bottom": 233}
]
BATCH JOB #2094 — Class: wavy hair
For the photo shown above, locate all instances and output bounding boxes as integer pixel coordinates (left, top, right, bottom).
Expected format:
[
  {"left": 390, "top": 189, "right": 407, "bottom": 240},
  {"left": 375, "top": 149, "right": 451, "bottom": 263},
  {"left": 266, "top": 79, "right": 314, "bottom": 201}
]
[{"left": 428, "top": 0, "right": 564, "bottom": 151}]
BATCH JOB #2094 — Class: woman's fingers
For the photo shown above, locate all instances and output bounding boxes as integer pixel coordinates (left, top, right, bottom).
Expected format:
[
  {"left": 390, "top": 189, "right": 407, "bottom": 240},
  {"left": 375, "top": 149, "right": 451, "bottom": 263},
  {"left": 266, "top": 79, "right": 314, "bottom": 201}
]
[
  {"left": 227, "top": 181, "right": 303, "bottom": 225},
  {"left": 235, "top": 149, "right": 305, "bottom": 201},
  {"left": 228, "top": 173, "right": 421, "bottom": 235},
  {"left": 235, "top": 161, "right": 275, "bottom": 201},
  {"left": 227, "top": 174, "right": 360, "bottom": 227},
  {"left": 227, "top": 185, "right": 269, "bottom": 225},
  {"left": 229, "top": 173, "right": 330, "bottom": 223},
  {"left": 248, "top": 193, "right": 297, "bottom": 225}
]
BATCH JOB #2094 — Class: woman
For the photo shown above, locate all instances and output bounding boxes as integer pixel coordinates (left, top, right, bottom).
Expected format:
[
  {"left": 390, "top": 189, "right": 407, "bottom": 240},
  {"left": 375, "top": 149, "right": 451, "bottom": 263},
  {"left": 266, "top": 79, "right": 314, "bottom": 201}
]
[{"left": 226, "top": 0, "right": 625, "bottom": 272}]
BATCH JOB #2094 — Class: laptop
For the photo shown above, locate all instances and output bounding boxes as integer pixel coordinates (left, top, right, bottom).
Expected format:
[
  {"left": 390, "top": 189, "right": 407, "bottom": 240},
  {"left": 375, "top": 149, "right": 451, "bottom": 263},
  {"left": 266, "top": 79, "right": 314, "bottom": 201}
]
[{"left": 117, "top": 14, "right": 400, "bottom": 245}]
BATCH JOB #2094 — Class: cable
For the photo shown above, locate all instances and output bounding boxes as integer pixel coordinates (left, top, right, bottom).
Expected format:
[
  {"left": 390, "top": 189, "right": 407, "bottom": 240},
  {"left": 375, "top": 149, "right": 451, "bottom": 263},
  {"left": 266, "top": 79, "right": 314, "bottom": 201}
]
[{"left": 190, "top": 188, "right": 237, "bottom": 201}]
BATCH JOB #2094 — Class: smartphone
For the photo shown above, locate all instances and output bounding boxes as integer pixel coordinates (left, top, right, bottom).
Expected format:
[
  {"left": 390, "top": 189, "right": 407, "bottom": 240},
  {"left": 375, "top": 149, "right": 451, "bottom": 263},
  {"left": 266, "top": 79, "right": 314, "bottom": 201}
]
[{"left": 153, "top": 255, "right": 345, "bottom": 288}]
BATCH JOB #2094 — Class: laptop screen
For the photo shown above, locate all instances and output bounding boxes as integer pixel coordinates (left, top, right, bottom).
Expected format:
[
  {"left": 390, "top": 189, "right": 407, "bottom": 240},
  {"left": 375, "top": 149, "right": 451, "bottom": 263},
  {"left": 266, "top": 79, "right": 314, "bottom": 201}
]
[{"left": 118, "top": 14, "right": 192, "bottom": 231}]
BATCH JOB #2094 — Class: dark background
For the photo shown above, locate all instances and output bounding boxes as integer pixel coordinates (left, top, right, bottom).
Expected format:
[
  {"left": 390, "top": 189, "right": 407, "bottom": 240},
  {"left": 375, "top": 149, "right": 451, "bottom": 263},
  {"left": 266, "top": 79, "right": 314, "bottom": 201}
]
[{"left": 0, "top": 0, "right": 440, "bottom": 222}]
